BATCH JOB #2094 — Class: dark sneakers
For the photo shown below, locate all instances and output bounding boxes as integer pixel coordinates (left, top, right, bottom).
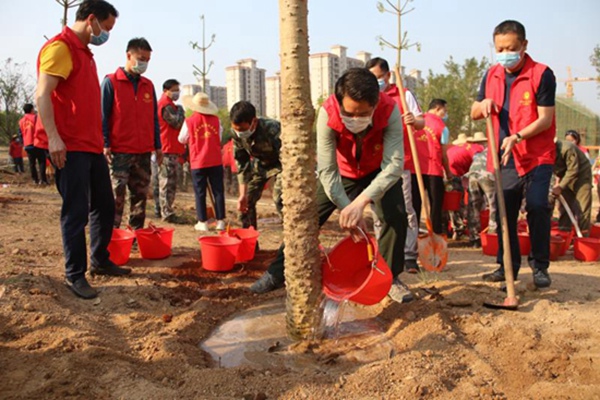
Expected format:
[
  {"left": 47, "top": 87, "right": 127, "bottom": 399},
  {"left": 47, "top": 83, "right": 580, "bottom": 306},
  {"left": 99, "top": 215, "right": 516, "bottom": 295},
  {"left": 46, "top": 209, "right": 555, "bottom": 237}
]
[
  {"left": 405, "top": 259, "right": 420, "bottom": 274},
  {"left": 249, "top": 272, "right": 284, "bottom": 294},
  {"left": 90, "top": 261, "right": 132, "bottom": 277},
  {"left": 482, "top": 268, "right": 506, "bottom": 282},
  {"left": 65, "top": 277, "right": 98, "bottom": 299},
  {"left": 533, "top": 269, "right": 552, "bottom": 288}
]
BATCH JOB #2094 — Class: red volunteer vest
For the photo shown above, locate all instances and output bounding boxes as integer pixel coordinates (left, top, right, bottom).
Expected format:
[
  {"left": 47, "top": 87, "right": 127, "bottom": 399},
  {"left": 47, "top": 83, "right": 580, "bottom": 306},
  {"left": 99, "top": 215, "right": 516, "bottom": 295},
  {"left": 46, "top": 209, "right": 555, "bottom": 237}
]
[
  {"left": 485, "top": 54, "right": 556, "bottom": 176},
  {"left": 33, "top": 117, "right": 49, "bottom": 149},
  {"left": 158, "top": 94, "right": 184, "bottom": 155},
  {"left": 9, "top": 141, "right": 23, "bottom": 158},
  {"left": 323, "top": 92, "right": 396, "bottom": 179},
  {"left": 385, "top": 84, "right": 421, "bottom": 173},
  {"left": 420, "top": 112, "right": 445, "bottom": 177},
  {"left": 36, "top": 27, "right": 103, "bottom": 153},
  {"left": 19, "top": 114, "right": 36, "bottom": 147},
  {"left": 107, "top": 68, "right": 155, "bottom": 153},
  {"left": 186, "top": 112, "right": 222, "bottom": 170}
]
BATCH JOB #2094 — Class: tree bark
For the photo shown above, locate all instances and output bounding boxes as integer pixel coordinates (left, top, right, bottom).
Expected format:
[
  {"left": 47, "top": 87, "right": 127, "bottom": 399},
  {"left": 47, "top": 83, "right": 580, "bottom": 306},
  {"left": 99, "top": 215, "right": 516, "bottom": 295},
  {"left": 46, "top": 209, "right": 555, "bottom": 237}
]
[{"left": 278, "top": 0, "right": 320, "bottom": 340}]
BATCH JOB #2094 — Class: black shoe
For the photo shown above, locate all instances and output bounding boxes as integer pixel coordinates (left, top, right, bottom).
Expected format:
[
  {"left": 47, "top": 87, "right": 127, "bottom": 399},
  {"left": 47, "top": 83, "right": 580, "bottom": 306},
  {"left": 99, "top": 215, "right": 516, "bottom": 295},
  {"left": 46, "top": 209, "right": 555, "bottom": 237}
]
[
  {"left": 90, "top": 261, "right": 132, "bottom": 277},
  {"left": 154, "top": 210, "right": 162, "bottom": 218},
  {"left": 249, "top": 272, "right": 284, "bottom": 294},
  {"left": 405, "top": 259, "right": 419, "bottom": 274},
  {"left": 483, "top": 268, "right": 506, "bottom": 282},
  {"left": 387, "top": 278, "right": 414, "bottom": 303},
  {"left": 533, "top": 269, "right": 551, "bottom": 288},
  {"left": 65, "top": 277, "right": 98, "bottom": 299},
  {"left": 470, "top": 239, "right": 482, "bottom": 249}
]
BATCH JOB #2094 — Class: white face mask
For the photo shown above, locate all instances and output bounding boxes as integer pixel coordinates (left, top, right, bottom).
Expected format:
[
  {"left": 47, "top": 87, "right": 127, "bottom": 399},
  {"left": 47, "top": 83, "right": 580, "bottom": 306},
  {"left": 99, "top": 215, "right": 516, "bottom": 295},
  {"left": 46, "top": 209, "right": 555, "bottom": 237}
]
[
  {"left": 234, "top": 128, "right": 254, "bottom": 139},
  {"left": 341, "top": 114, "right": 372, "bottom": 134},
  {"left": 170, "top": 91, "right": 180, "bottom": 101},
  {"left": 132, "top": 59, "right": 148, "bottom": 75}
]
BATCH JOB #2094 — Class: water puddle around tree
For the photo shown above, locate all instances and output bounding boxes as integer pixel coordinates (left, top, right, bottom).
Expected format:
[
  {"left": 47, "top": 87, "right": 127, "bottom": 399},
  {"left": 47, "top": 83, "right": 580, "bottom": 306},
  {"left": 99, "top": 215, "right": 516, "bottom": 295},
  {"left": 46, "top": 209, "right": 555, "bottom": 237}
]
[{"left": 200, "top": 297, "right": 394, "bottom": 369}]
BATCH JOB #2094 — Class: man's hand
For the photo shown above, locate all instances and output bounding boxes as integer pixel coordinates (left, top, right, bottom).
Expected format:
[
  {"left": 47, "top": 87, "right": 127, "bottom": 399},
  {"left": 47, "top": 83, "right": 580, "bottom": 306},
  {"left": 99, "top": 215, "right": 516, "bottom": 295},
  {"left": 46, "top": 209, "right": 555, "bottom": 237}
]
[
  {"left": 155, "top": 149, "right": 164, "bottom": 166},
  {"left": 237, "top": 195, "right": 248, "bottom": 213},
  {"left": 551, "top": 185, "right": 562, "bottom": 198},
  {"left": 500, "top": 135, "right": 518, "bottom": 166},
  {"left": 479, "top": 99, "right": 499, "bottom": 118},
  {"left": 339, "top": 194, "right": 371, "bottom": 231},
  {"left": 402, "top": 112, "right": 416, "bottom": 127},
  {"left": 49, "top": 135, "right": 67, "bottom": 169},
  {"left": 103, "top": 147, "right": 113, "bottom": 164}
]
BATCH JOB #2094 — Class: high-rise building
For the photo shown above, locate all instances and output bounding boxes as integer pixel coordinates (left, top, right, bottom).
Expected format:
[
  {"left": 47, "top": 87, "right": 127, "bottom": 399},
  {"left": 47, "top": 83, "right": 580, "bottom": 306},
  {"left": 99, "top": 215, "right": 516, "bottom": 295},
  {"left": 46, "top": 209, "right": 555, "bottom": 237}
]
[
  {"left": 309, "top": 45, "right": 371, "bottom": 107},
  {"left": 265, "top": 72, "right": 282, "bottom": 120},
  {"left": 181, "top": 80, "right": 228, "bottom": 110},
  {"left": 226, "top": 58, "right": 266, "bottom": 115}
]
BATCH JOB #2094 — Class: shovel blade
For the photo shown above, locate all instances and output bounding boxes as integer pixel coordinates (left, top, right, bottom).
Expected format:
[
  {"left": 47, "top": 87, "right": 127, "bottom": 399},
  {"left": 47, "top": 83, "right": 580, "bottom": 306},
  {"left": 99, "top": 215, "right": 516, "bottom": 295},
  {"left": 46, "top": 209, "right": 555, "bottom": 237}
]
[{"left": 418, "top": 233, "right": 448, "bottom": 272}]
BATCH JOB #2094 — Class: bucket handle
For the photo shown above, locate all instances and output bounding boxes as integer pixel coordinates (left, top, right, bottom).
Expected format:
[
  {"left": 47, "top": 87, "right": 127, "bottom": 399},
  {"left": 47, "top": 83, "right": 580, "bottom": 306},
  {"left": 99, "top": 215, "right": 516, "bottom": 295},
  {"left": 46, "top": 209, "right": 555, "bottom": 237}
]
[
  {"left": 354, "top": 227, "right": 386, "bottom": 276},
  {"left": 148, "top": 222, "right": 162, "bottom": 236}
]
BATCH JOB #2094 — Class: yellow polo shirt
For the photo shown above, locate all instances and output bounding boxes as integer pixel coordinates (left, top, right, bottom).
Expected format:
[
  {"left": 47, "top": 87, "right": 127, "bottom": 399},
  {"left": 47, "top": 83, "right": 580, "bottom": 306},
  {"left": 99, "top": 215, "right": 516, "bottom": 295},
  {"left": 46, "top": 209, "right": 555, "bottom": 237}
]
[{"left": 39, "top": 41, "right": 73, "bottom": 79}]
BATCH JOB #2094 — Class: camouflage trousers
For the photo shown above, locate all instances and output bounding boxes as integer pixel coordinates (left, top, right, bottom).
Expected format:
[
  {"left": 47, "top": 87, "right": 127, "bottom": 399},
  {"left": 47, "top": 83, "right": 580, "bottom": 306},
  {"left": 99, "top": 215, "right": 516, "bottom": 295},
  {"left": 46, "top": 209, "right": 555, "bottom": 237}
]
[
  {"left": 158, "top": 154, "right": 180, "bottom": 220},
  {"left": 241, "top": 172, "right": 283, "bottom": 229},
  {"left": 445, "top": 177, "right": 467, "bottom": 235},
  {"left": 468, "top": 173, "right": 497, "bottom": 241},
  {"left": 111, "top": 152, "right": 151, "bottom": 230}
]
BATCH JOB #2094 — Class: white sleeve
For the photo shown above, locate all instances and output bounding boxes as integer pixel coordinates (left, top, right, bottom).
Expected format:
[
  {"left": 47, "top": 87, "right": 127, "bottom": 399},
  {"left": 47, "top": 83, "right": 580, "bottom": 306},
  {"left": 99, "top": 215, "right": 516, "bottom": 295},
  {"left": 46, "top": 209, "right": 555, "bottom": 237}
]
[
  {"left": 178, "top": 121, "right": 189, "bottom": 144},
  {"left": 405, "top": 90, "right": 422, "bottom": 117}
]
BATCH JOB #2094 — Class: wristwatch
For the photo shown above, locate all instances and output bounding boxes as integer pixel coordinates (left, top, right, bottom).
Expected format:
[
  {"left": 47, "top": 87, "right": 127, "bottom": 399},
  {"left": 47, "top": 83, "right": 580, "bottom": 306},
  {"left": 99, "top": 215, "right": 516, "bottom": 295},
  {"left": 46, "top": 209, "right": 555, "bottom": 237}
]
[{"left": 515, "top": 133, "right": 523, "bottom": 143}]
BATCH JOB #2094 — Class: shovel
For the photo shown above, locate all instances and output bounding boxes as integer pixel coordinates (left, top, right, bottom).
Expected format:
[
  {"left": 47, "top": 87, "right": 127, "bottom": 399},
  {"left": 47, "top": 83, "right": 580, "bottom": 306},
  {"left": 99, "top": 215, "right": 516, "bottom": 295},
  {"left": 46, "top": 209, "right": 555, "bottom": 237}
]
[
  {"left": 395, "top": 67, "right": 448, "bottom": 272},
  {"left": 558, "top": 195, "right": 583, "bottom": 238},
  {"left": 482, "top": 117, "right": 518, "bottom": 311}
]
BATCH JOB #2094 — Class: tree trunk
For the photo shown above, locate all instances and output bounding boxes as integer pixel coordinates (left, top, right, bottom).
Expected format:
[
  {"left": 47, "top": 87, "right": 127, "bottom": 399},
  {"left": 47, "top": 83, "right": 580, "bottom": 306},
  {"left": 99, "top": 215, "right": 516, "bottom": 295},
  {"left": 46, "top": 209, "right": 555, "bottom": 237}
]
[{"left": 278, "top": 0, "right": 320, "bottom": 340}]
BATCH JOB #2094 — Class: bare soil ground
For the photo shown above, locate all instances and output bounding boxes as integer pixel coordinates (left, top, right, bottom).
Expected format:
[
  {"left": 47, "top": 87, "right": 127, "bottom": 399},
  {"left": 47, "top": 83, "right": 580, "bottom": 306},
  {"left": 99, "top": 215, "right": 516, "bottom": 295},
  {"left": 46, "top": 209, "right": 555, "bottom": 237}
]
[{"left": 1, "top": 161, "right": 600, "bottom": 400}]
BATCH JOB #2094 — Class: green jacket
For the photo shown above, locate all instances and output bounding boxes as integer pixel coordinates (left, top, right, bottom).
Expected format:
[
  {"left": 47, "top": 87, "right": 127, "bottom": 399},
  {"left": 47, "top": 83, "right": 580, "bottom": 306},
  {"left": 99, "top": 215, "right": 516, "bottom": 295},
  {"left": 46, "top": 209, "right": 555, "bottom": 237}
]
[
  {"left": 554, "top": 140, "right": 592, "bottom": 191},
  {"left": 232, "top": 118, "right": 282, "bottom": 184}
]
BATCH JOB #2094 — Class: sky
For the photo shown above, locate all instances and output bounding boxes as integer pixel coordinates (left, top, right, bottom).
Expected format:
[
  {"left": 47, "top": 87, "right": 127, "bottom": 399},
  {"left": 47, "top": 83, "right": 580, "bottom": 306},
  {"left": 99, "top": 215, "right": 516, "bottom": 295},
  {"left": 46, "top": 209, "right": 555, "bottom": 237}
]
[{"left": 1, "top": 0, "right": 599, "bottom": 114}]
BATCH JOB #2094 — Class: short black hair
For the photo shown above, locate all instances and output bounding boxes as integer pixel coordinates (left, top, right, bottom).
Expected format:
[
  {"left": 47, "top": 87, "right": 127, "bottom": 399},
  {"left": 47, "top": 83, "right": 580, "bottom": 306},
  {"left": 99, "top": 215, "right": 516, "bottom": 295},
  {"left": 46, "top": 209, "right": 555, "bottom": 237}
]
[
  {"left": 163, "top": 79, "right": 180, "bottom": 91},
  {"left": 565, "top": 129, "right": 581, "bottom": 145},
  {"left": 428, "top": 98, "right": 447, "bottom": 111},
  {"left": 75, "top": 0, "right": 118, "bottom": 22},
  {"left": 23, "top": 103, "right": 34, "bottom": 114},
  {"left": 335, "top": 68, "right": 379, "bottom": 107},
  {"left": 230, "top": 101, "right": 256, "bottom": 124},
  {"left": 365, "top": 57, "right": 390, "bottom": 73},
  {"left": 127, "top": 38, "right": 153, "bottom": 53},
  {"left": 493, "top": 20, "right": 526, "bottom": 42}
]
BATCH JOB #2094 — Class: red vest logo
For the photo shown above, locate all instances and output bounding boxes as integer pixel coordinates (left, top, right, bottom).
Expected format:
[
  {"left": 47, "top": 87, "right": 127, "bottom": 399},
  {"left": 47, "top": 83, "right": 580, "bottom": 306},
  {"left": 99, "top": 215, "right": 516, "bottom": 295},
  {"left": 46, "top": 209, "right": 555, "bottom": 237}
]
[{"left": 520, "top": 91, "right": 532, "bottom": 107}]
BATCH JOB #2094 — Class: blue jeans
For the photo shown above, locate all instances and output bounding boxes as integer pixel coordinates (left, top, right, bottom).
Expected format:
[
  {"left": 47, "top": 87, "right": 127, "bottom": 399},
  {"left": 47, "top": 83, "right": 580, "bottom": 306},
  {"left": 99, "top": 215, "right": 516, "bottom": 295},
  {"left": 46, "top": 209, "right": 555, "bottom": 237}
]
[
  {"left": 191, "top": 165, "right": 225, "bottom": 221},
  {"left": 496, "top": 164, "right": 552, "bottom": 278},
  {"left": 54, "top": 152, "right": 115, "bottom": 281}
]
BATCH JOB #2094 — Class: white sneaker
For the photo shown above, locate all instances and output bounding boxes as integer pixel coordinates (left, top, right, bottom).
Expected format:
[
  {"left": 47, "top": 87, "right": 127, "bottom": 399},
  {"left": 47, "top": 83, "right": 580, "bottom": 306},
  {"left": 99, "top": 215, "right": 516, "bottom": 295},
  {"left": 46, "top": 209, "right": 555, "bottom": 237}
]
[
  {"left": 194, "top": 221, "right": 208, "bottom": 231},
  {"left": 216, "top": 220, "right": 226, "bottom": 231}
]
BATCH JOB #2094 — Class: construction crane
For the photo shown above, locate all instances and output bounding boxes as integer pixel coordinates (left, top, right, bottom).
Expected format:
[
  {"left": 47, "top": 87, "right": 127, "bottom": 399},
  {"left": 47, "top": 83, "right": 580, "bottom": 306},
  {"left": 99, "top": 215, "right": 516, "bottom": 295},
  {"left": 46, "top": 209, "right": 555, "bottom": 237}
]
[{"left": 558, "top": 67, "right": 599, "bottom": 98}]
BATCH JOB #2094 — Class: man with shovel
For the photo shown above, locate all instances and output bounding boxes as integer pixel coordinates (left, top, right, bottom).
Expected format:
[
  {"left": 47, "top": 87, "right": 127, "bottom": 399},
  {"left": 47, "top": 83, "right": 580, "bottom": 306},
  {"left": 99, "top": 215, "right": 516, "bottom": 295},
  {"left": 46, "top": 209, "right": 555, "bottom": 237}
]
[
  {"left": 252, "top": 68, "right": 411, "bottom": 304},
  {"left": 471, "top": 20, "right": 556, "bottom": 289}
]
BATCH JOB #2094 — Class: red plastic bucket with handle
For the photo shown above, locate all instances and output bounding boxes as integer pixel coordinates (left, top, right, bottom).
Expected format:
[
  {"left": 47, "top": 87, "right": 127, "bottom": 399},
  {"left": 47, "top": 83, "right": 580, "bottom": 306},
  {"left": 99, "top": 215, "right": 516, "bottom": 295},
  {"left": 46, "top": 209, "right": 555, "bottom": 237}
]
[
  {"left": 135, "top": 226, "right": 174, "bottom": 259},
  {"left": 322, "top": 230, "right": 392, "bottom": 306},
  {"left": 549, "top": 235, "right": 565, "bottom": 261},
  {"left": 574, "top": 237, "right": 600, "bottom": 262},
  {"left": 590, "top": 223, "right": 600, "bottom": 239},
  {"left": 442, "top": 191, "right": 462, "bottom": 211},
  {"left": 108, "top": 228, "right": 136, "bottom": 265},
  {"left": 551, "top": 229, "right": 574, "bottom": 256},
  {"left": 481, "top": 231, "right": 498, "bottom": 256},
  {"left": 199, "top": 236, "right": 242, "bottom": 272},
  {"left": 518, "top": 232, "right": 531, "bottom": 256},
  {"left": 219, "top": 227, "right": 260, "bottom": 262}
]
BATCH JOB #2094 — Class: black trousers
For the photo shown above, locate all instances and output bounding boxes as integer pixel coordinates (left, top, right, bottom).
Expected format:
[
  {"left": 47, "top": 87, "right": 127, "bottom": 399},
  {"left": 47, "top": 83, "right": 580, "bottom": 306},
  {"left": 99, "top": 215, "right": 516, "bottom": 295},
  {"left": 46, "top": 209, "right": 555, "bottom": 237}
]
[
  {"left": 495, "top": 165, "right": 552, "bottom": 278},
  {"left": 191, "top": 165, "right": 226, "bottom": 221},
  {"left": 267, "top": 170, "right": 408, "bottom": 282},
  {"left": 25, "top": 146, "right": 48, "bottom": 184},
  {"left": 54, "top": 152, "right": 115, "bottom": 281},
  {"left": 411, "top": 174, "right": 445, "bottom": 234}
]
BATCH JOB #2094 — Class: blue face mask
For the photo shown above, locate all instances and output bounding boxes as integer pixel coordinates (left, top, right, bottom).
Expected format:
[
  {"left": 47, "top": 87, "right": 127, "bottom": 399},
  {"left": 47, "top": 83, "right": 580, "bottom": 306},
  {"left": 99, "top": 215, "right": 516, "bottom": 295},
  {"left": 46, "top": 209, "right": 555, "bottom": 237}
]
[
  {"left": 90, "top": 19, "right": 110, "bottom": 46},
  {"left": 496, "top": 51, "right": 521, "bottom": 69},
  {"left": 378, "top": 79, "right": 386, "bottom": 92}
]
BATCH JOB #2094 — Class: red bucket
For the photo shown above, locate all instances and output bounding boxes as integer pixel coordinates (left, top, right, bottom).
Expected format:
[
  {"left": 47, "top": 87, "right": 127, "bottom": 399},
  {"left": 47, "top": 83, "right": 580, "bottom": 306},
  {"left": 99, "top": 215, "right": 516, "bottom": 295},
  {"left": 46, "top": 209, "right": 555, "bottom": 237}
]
[
  {"left": 549, "top": 235, "right": 565, "bottom": 261},
  {"left": 481, "top": 231, "right": 498, "bottom": 256},
  {"left": 108, "top": 228, "right": 136, "bottom": 265},
  {"left": 219, "top": 227, "right": 260, "bottom": 262},
  {"left": 135, "top": 226, "right": 174, "bottom": 259},
  {"left": 480, "top": 209, "right": 490, "bottom": 231},
  {"left": 517, "top": 219, "right": 528, "bottom": 233},
  {"left": 551, "top": 229, "right": 573, "bottom": 256},
  {"left": 518, "top": 232, "right": 531, "bottom": 256},
  {"left": 442, "top": 191, "right": 462, "bottom": 211},
  {"left": 590, "top": 223, "right": 600, "bottom": 239},
  {"left": 574, "top": 237, "right": 600, "bottom": 262},
  {"left": 199, "top": 236, "right": 241, "bottom": 272},
  {"left": 322, "top": 235, "right": 392, "bottom": 306}
]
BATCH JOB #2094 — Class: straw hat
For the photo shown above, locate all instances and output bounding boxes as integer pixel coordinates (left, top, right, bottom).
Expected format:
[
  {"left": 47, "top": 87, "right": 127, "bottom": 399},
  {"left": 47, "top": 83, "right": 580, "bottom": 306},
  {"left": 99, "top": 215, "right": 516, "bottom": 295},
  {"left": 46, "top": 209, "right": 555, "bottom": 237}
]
[
  {"left": 467, "top": 131, "right": 487, "bottom": 143},
  {"left": 182, "top": 92, "right": 218, "bottom": 115},
  {"left": 452, "top": 133, "right": 469, "bottom": 145}
]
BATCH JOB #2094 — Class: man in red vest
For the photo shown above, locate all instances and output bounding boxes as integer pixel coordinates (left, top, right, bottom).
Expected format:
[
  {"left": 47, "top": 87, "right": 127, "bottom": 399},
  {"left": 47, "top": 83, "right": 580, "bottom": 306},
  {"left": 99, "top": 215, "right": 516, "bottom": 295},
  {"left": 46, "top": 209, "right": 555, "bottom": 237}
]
[
  {"left": 471, "top": 20, "right": 556, "bottom": 289},
  {"left": 367, "top": 57, "right": 424, "bottom": 274},
  {"left": 102, "top": 38, "right": 162, "bottom": 231},
  {"left": 19, "top": 103, "right": 48, "bottom": 185},
  {"left": 36, "top": 0, "right": 127, "bottom": 300},
  {"left": 155, "top": 79, "right": 185, "bottom": 222},
  {"left": 412, "top": 99, "right": 452, "bottom": 235},
  {"left": 252, "top": 68, "right": 411, "bottom": 304}
]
